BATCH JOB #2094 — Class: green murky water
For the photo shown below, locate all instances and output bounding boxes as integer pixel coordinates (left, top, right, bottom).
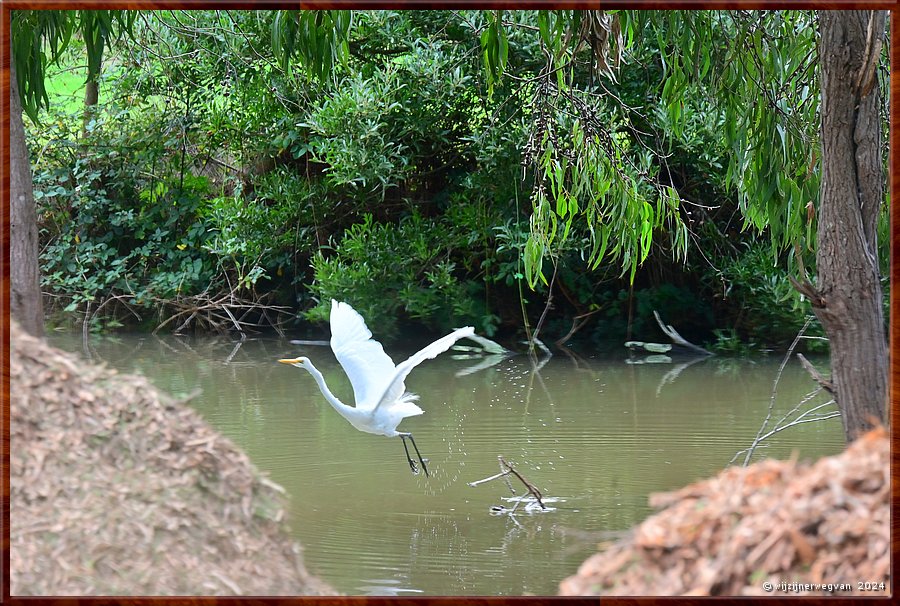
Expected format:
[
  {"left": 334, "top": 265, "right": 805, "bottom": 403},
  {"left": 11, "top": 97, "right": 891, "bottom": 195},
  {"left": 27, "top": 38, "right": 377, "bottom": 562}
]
[{"left": 48, "top": 331, "right": 844, "bottom": 596}]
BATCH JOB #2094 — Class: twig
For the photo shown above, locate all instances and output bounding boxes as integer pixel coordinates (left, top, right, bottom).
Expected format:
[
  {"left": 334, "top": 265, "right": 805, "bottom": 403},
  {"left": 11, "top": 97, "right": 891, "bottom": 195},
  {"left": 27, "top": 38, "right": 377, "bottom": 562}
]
[
  {"left": 531, "top": 261, "right": 558, "bottom": 349},
  {"left": 220, "top": 305, "right": 245, "bottom": 336},
  {"left": 734, "top": 317, "right": 837, "bottom": 467},
  {"left": 797, "top": 353, "right": 835, "bottom": 394},
  {"left": 652, "top": 311, "right": 712, "bottom": 356},
  {"left": 731, "top": 396, "right": 839, "bottom": 464},
  {"left": 82, "top": 300, "right": 93, "bottom": 347},
  {"left": 499, "top": 457, "right": 546, "bottom": 510},
  {"left": 529, "top": 336, "right": 552, "bottom": 359},
  {"left": 467, "top": 470, "right": 511, "bottom": 487},
  {"left": 555, "top": 309, "right": 602, "bottom": 347},
  {"left": 151, "top": 286, "right": 291, "bottom": 335},
  {"left": 90, "top": 293, "right": 143, "bottom": 323},
  {"left": 174, "top": 311, "right": 198, "bottom": 334},
  {"left": 469, "top": 456, "right": 547, "bottom": 511},
  {"left": 788, "top": 275, "right": 825, "bottom": 307},
  {"left": 211, "top": 571, "right": 242, "bottom": 595},
  {"left": 740, "top": 317, "right": 811, "bottom": 466}
]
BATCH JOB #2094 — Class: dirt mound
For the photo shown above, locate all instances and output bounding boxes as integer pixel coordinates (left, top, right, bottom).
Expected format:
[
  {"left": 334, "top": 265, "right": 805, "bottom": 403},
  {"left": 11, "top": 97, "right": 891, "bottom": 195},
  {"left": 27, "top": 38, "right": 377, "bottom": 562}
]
[
  {"left": 559, "top": 427, "right": 889, "bottom": 596},
  {"left": 10, "top": 321, "right": 335, "bottom": 596}
]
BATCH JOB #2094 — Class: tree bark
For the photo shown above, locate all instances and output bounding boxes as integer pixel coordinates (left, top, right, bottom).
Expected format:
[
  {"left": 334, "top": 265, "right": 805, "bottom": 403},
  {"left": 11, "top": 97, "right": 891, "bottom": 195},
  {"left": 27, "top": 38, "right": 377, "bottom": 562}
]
[
  {"left": 814, "top": 10, "right": 887, "bottom": 440},
  {"left": 9, "top": 52, "right": 45, "bottom": 337},
  {"left": 82, "top": 77, "right": 99, "bottom": 138}
]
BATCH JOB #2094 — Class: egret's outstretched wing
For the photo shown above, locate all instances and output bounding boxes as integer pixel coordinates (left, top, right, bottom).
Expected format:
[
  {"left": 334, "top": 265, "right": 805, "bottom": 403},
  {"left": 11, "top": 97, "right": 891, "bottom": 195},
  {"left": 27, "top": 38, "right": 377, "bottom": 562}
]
[
  {"left": 329, "top": 300, "right": 396, "bottom": 409},
  {"left": 373, "top": 326, "right": 475, "bottom": 413}
]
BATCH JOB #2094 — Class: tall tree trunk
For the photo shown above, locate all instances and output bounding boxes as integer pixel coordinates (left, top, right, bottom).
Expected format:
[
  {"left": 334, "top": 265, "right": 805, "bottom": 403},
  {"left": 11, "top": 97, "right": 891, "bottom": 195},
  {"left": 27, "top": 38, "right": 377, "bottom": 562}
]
[
  {"left": 813, "top": 10, "right": 887, "bottom": 440},
  {"left": 9, "top": 51, "right": 45, "bottom": 337}
]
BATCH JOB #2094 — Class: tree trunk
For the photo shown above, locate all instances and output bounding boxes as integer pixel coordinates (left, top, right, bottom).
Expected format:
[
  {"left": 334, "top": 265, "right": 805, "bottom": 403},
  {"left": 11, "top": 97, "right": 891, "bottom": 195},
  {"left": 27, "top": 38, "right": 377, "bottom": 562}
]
[
  {"left": 9, "top": 52, "right": 45, "bottom": 337},
  {"left": 813, "top": 10, "right": 887, "bottom": 441},
  {"left": 82, "top": 77, "right": 99, "bottom": 138}
]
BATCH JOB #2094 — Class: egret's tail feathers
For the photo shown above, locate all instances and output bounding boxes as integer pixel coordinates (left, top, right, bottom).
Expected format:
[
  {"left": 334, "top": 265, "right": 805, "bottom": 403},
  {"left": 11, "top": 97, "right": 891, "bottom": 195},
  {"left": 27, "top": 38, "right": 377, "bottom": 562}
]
[{"left": 395, "top": 394, "right": 424, "bottom": 418}]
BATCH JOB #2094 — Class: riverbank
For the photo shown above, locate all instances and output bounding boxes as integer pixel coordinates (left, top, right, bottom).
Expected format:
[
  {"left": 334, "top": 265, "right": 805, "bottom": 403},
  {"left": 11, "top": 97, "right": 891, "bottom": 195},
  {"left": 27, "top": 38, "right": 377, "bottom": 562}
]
[
  {"left": 10, "top": 321, "right": 335, "bottom": 595},
  {"left": 559, "top": 425, "right": 889, "bottom": 596}
]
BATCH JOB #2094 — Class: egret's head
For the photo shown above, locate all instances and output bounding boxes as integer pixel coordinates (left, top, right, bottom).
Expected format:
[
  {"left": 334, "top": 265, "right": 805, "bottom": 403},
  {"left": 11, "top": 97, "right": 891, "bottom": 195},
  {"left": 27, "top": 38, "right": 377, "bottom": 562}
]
[{"left": 278, "top": 356, "right": 310, "bottom": 369}]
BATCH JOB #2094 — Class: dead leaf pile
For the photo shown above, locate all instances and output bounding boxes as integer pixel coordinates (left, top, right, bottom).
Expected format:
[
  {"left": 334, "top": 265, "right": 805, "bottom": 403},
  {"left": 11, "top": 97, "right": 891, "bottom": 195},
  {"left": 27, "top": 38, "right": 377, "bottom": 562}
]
[
  {"left": 559, "top": 426, "right": 889, "bottom": 596},
  {"left": 10, "top": 321, "right": 335, "bottom": 596}
]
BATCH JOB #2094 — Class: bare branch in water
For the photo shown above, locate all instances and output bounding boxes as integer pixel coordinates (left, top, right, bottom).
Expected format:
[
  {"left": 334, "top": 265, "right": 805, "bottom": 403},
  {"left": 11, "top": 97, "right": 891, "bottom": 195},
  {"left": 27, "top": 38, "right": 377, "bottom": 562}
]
[
  {"left": 731, "top": 317, "right": 840, "bottom": 467},
  {"left": 152, "top": 285, "right": 291, "bottom": 336},
  {"left": 469, "top": 456, "right": 547, "bottom": 511},
  {"left": 652, "top": 310, "right": 713, "bottom": 356}
]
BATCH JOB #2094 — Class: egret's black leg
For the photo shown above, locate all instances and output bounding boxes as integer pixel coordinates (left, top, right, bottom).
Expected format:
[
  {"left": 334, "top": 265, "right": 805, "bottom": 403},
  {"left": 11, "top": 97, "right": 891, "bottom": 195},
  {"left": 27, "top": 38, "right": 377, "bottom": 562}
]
[
  {"left": 401, "top": 432, "right": 429, "bottom": 477},
  {"left": 400, "top": 434, "right": 419, "bottom": 475}
]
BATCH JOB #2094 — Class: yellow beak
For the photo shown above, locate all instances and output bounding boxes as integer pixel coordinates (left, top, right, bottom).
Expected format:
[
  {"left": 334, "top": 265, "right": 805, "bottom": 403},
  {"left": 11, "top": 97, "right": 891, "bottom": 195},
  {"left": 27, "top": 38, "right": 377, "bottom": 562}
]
[{"left": 278, "top": 358, "right": 302, "bottom": 364}]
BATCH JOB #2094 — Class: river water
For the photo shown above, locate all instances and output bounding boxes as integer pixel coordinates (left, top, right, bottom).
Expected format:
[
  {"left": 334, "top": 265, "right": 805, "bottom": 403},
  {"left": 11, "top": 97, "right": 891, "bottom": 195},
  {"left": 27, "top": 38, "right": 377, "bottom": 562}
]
[{"left": 48, "top": 331, "right": 844, "bottom": 596}]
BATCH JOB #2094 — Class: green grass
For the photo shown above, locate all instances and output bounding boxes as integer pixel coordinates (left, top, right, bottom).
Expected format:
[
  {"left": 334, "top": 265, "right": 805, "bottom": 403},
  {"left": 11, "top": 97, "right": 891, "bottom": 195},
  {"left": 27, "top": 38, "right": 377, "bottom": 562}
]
[{"left": 45, "top": 63, "right": 87, "bottom": 115}]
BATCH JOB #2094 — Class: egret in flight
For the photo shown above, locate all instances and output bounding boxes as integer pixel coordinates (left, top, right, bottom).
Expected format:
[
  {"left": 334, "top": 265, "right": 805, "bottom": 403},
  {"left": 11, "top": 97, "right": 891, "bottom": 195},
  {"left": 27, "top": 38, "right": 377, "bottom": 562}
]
[{"left": 279, "top": 300, "right": 474, "bottom": 476}]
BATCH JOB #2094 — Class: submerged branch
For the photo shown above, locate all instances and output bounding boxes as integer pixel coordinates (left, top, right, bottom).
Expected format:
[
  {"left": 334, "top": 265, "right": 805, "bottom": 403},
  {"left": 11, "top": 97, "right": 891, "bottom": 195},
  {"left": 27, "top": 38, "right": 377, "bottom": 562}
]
[
  {"left": 152, "top": 286, "right": 291, "bottom": 336},
  {"left": 625, "top": 311, "right": 713, "bottom": 358},
  {"left": 499, "top": 457, "right": 546, "bottom": 510},
  {"left": 469, "top": 456, "right": 547, "bottom": 511},
  {"left": 652, "top": 311, "right": 713, "bottom": 356},
  {"left": 731, "top": 317, "right": 840, "bottom": 467}
]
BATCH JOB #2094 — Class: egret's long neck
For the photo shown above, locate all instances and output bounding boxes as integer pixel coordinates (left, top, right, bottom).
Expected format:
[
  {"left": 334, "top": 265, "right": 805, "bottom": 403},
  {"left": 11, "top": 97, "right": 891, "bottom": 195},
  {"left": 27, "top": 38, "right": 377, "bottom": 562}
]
[{"left": 303, "top": 362, "right": 356, "bottom": 418}]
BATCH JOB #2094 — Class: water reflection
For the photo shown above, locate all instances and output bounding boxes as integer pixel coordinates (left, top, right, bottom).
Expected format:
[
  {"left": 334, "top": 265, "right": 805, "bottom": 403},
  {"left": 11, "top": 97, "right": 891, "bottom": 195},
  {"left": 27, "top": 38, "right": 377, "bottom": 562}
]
[{"left": 46, "top": 331, "right": 844, "bottom": 596}]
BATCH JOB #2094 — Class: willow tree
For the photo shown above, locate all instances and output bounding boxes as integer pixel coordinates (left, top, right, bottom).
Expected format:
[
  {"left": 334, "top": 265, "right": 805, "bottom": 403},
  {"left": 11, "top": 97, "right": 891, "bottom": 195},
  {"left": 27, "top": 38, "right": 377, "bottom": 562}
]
[
  {"left": 487, "top": 10, "right": 887, "bottom": 442},
  {"left": 12, "top": 10, "right": 886, "bottom": 441},
  {"left": 810, "top": 11, "right": 887, "bottom": 440}
]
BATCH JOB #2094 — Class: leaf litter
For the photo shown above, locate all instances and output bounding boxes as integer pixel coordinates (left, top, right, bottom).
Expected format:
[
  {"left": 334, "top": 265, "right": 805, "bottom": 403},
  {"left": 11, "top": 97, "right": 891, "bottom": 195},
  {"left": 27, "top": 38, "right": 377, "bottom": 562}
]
[
  {"left": 559, "top": 426, "right": 889, "bottom": 596},
  {"left": 10, "top": 321, "right": 335, "bottom": 596}
]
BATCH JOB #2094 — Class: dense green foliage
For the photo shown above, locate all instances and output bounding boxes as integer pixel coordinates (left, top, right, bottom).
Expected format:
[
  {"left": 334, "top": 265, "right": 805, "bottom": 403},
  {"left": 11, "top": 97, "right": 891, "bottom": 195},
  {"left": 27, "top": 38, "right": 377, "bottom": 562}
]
[{"left": 26, "top": 9, "right": 888, "bottom": 350}]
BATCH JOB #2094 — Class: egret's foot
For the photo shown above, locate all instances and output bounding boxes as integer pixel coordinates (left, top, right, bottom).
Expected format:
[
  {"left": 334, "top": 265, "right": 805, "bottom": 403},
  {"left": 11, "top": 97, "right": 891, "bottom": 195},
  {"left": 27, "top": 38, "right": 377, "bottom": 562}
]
[
  {"left": 400, "top": 433, "right": 429, "bottom": 477},
  {"left": 401, "top": 434, "right": 421, "bottom": 475},
  {"left": 416, "top": 458, "right": 429, "bottom": 477}
]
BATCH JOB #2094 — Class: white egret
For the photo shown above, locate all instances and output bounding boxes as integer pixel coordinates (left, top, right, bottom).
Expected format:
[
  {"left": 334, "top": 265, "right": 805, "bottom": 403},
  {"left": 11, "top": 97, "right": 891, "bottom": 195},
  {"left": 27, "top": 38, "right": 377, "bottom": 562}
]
[{"left": 279, "top": 300, "right": 474, "bottom": 476}]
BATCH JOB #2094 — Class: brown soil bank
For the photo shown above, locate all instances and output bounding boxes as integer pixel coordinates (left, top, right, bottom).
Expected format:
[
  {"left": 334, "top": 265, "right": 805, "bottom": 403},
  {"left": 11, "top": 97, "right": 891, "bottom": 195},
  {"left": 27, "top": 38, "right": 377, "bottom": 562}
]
[
  {"left": 560, "top": 426, "right": 889, "bottom": 596},
  {"left": 10, "top": 321, "right": 335, "bottom": 596}
]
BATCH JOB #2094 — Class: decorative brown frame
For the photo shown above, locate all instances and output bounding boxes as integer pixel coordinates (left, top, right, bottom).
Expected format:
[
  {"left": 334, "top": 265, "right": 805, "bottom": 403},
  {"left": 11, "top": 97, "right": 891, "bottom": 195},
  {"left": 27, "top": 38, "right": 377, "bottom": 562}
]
[{"left": 1, "top": 2, "right": 896, "bottom": 603}]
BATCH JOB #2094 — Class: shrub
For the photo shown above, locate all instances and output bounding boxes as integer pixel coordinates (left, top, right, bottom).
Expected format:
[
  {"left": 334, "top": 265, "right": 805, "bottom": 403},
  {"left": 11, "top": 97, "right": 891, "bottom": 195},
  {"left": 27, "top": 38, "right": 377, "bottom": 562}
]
[
  {"left": 305, "top": 213, "right": 486, "bottom": 337},
  {"left": 707, "top": 242, "right": 825, "bottom": 349}
]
